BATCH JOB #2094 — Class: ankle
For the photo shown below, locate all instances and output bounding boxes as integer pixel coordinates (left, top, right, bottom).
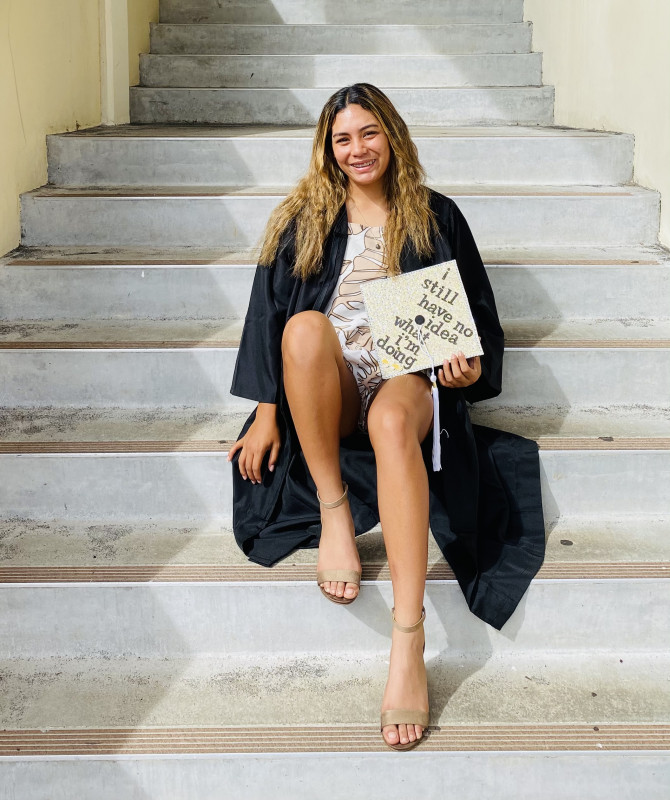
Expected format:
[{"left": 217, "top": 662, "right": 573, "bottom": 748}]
[
  {"left": 391, "top": 606, "right": 425, "bottom": 631},
  {"left": 317, "top": 481, "right": 348, "bottom": 508}
]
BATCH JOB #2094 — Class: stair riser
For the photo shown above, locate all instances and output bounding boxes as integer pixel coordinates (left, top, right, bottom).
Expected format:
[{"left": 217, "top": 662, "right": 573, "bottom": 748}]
[
  {"left": 151, "top": 23, "right": 533, "bottom": 55},
  {"left": 159, "top": 0, "right": 525, "bottom": 25},
  {"left": 47, "top": 133, "right": 634, "bottom": 188},
  {"left": 21, "top": 192, "right": 658, "bottom": 249},
  {"left": 0, "top": 451, "right": 668, "bottom": 523},
  {"left": 139, "top": 53, "right": 543, "bottom": 88},
  {"left": 2, "top": 349, "right": 669, "bottom": 409},
  {"left": 2, "top": 754, "right": 668, "bottom": 800},
  {"left": 4, "top": 265, "right": 668, "bottom": 322},
  {"left": 0, "top": 577, "right": 667, "bottom": 657},
  {"left": 128, "top": 87, "right": 555, "bottom": 126}
]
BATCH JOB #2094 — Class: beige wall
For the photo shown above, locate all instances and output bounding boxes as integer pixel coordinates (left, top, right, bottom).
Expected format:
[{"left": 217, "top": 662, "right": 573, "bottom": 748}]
[
  {"left": 0, "top": 0, "right": 159, "bottom": 257},
  {"left": 128, "top": 0, "right": 159, "bottom": 86},
  {"left": 526, "top": 0, "right": 670, "bottom": 247},
  {"left": 0, "top": 0, "right": 101, "bottom": 256}
]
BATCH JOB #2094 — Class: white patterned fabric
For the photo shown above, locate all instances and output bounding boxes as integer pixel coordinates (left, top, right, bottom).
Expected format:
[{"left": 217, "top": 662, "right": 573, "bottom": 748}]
[{"left": 325, "top": 223, "right": 388, "bottom": 431}]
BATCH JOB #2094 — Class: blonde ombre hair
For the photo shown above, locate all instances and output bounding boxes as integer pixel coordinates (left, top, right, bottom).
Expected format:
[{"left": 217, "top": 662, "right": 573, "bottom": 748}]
[{"left": 258, "top": 84, "right": 437, "bottom": 279}]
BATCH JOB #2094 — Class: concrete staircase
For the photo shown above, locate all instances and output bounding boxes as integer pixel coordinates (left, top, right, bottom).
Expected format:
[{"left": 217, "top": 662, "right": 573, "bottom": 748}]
[{"left": 2, "top": 0, "right": 669, "bottom": 795}]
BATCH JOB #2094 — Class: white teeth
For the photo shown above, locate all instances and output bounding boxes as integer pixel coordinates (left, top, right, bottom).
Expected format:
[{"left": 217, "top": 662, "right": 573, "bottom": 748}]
[{"left": 352, "top": 160, "right": 375, "bottom": 168}]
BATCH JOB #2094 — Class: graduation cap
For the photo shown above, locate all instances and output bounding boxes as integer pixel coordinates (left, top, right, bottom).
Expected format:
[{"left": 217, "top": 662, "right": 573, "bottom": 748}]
[
  {"left": 362, "top": 260, "right": 483, "bottom": 471},
  {"left": 362, "top": 260, "right": 483, "bottom": 380}
]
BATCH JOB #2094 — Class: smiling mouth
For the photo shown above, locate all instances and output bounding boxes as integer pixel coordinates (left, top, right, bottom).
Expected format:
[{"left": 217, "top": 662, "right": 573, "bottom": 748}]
[{"left": 351, "top": 159, "right": 376, "bottom": 169}]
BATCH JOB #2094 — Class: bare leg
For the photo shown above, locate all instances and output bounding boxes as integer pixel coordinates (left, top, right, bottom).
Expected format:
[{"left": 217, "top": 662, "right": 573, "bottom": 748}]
[
  {"left": 282, "top": 311, "right": 362, "bottom": 600},
  {"left": 367, "top": 374, "right": 433, "bottom": 747}
]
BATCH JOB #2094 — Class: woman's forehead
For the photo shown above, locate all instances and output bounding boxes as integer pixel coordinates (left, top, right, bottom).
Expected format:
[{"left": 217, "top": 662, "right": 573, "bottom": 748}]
[{"left": 331, "top": 104, "right": 381, "bottom": 136}]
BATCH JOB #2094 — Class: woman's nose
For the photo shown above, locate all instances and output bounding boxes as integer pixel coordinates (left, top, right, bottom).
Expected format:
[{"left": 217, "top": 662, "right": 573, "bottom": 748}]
[{"left": 351, "top": 137, "right": 368, "bottom": 156}]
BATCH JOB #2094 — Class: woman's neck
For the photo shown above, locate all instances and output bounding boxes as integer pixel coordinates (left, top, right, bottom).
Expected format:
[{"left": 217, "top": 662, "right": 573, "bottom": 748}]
[{"left": 346, "top": 184, "right": 388, "bottom": 227}]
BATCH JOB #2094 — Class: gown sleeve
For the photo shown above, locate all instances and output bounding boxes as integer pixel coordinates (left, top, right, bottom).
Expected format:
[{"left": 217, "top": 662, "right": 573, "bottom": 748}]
[
  {"left": 444, "top": 199, "right": 505, "bottom": 404},
  {"left": 229, "top": 222, "right": 297, "bottom": 404}
]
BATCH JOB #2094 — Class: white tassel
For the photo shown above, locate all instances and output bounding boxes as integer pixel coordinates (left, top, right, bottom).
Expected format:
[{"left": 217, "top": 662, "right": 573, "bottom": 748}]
[
  {"left": 430, "top": 371, "right": 442, "bottom": 472},
  {"left": 416, "top": 321, "right": 443, "bottom": 472}
]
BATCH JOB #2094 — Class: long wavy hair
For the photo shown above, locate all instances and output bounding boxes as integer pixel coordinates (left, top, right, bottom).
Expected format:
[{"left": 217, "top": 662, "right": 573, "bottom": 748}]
[{"left": 258, "top": 83, "right": 437, "bottom": 279}]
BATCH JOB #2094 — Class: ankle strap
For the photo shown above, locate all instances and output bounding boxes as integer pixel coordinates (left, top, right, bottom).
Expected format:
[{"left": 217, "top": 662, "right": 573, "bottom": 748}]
[
  {"left": 391, "top": 607, "right": 425, "bottom": 633},
  {"left": 317, "top": 481, "right": 348, "bottom": 509}
]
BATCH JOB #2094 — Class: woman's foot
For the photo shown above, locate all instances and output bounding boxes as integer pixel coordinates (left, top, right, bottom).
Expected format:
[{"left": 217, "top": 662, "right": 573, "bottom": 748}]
[
  {"left": 316, "top": 486, "right": 361, "bottom": 602},
  {"left": 380, "top": 611, "right": 429, "bottom": 747}
]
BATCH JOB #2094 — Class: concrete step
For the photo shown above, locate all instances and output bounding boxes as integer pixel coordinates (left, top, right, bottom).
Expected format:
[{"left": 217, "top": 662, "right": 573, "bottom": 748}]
[
  {"left": 2, "top": 251, "right": 668, "bottom": 322},
  {"left": 1, "top": 516, "right": 667, "bottom": 571},
  {"left": 1, "top": 653, "right": 667, "bottom": 730},
  {"left": 2, "top": 405, "right": 670, "bottom": 443},
  {"left": 128, "top": 86, "right": 555, "bottom": 125},
  {"left": 19, "top": 185, "right": 658, "bottom": 248},
  {"left": 0, "top": 566, "right": 668, "bottom": 656},
  {"left": 0, "top": 444, "right": 669, "bottom": 526},
  {"left": 151, "top": 22, "right": 533, "bottom": 55},
  {"left": 1, "top": 341, "right": 669, "bottom": 410},
  {"left": 46, "top": 125, "right": 635, "bottom": 187},
  {"left": 1, "top": 730, "right": 668, "bottom": 800},
  {"left": 158, "top": 0, "right": 525, "bottom": 25},
  {"left": 139, "top": 53, "right": 543, "bottom": 88},
  {"left": 2, "top": 319, "right": 670, "bottom": 349}
]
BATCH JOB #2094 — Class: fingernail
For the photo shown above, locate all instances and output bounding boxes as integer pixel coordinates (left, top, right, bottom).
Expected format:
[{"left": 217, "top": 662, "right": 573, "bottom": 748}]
[{"left": 269, "top": 465, "right": 275, "bottom": 472}]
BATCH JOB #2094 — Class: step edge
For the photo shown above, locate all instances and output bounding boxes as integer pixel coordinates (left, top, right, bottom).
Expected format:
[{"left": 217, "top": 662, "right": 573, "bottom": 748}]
[{"left": 1, "top": 723, "right": 668, "bottom": 756}]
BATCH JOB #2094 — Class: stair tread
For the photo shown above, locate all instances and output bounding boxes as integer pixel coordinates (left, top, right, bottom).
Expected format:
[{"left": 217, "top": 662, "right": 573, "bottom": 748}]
[
  {"left": 2, "top": 318, "right": 669, "bottom": 346},
  {"left": 6, "top": 243, "right": 667, "bottom": 266},
  {"left": 2, "top": 723, "right": 669, "bottom": 755},
  {"left": 25, "top": 183, "right": 658, "bottom": 198},
  {"left": 0, "top": 653, "right": 667, "bottom": 732},
  {"left": 2, "top": 407, "right": 670, "bottom": 444},
  {"left": 52, "top": 122, "right": 633, "bottom": 140},
  {"left": 1, "top": 518, "right": 668, "bottom": 572}
]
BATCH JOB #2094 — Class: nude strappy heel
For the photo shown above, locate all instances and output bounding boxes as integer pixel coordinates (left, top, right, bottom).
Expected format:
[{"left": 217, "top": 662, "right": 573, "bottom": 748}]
[
  {"left": 380, "top": 606, "right": 429, "bottom": 751},
  {"left": 316, "top": 481, "right": 361, "bottom": 605}
]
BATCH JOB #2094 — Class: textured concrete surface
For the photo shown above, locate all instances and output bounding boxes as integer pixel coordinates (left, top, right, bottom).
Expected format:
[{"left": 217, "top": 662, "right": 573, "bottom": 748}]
[
  {"left": 1, "top": 579, "right": 669, "bottom": 657},
  {"left": 140, "top": 53, "right": 543, "bottom": 89},
  {"left": 0, "top": 652, "right": 667, "bottom": 729},
  {"left": 6, "top": 263, "right": 670, "bottom": 322},
  {"left": 129, "top": 86, "right": 555, "bottom": 126},
  {"left": 1, "top": 448, "right": 669, "bottom": 523},
  {"left": 1, "top": 318, "right": 669, "bottom": 344},
  {"left": 1, "top": 404, "right": 670, "bottom": 442},
  {"left": 2, "top": 754, "right": 669, "bottom": 800},
  {"left": 151, "top": 22, "right": 533, "bottom": 55},
  {"left": 48, "top": 126, "right": 634, "bottom": 187},
  {"left": 2, "top": 346, "right": 669, "bottom": 409},
  {"left": 3, "top": 753, "right": 668, "bottom": 800},
  {"left": 21, "top": 184, "right": 658, "bottom": 248},
  {"left": 159, "top": 0, "right": 525, "bottom": 25},
  {"left": 0, "top": 517, "right": 668, "bottom": 568}
]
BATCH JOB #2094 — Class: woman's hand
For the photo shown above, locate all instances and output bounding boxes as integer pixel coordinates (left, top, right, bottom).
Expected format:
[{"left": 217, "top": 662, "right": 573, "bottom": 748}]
[
  {"left": 437, "top": 352, "right": 482, "bottom": 389},
  {"left": 227, "top": 403, "right": 281, "bottom": 484}
]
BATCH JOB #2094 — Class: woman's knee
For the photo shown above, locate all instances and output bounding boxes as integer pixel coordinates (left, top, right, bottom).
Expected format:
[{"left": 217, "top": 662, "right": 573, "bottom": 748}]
[
  {"left": 368, "top": 401, "right": 418, "bottom": 450},
  {"left": 281, "top": 311, "right": 333, "bottom": 363}
]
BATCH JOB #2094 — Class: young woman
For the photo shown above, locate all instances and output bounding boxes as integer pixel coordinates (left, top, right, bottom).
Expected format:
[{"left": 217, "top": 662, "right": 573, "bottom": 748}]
[{"left": 228, "top": 84, "right": 545, "bottom": 751}]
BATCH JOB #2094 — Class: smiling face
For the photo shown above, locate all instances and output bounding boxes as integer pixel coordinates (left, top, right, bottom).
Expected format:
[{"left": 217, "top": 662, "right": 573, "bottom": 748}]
[{"left": 331, "top": 103, "right": 392, "bottom": 192}]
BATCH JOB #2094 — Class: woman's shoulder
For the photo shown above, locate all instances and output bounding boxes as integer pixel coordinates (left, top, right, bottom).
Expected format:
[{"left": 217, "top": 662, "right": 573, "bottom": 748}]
[
  {"left": 427, "top": 188, "right": 459, "bottom": 224},
  {"left": 427, "top": 188, "right": 477, "bottom": 238}
]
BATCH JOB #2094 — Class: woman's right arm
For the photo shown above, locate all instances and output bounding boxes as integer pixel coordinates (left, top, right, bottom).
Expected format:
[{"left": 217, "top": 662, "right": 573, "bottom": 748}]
[
  {"left": 227, "top": 401, "right": 281, "bottom": 484},
  {"left": 228, "top": 223, "right": 296, "bottom": 482}
]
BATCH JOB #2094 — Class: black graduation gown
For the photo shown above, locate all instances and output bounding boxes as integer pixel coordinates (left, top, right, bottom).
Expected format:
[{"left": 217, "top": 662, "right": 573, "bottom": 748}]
[{"left": 229, "top": 190, "right": 545, "bottom": 630}]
